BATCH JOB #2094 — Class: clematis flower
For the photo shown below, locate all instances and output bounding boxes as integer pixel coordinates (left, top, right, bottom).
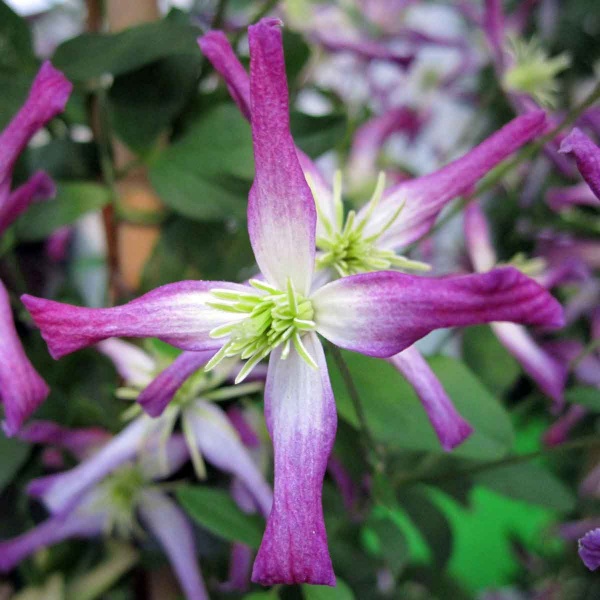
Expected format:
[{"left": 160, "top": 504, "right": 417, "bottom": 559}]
[
  {"left": 482, "top": 0, "right": 570, "bottom": 109},
  {"left": 24, "top": 20, "right": 564, "bottom": 585},
  {"left": 464, "top": 203, "right": 566, "bottom": 411},
  {"left": 0, "top": 61, "right": 71, "bottom": 234},
  {"left": 0, "top": 61, "right": 71, "bottom": 435},
  {"left": 579, "top": 528, "right": 600, "bottom": 571},
  {"left": 200, "top": 23, "right": 549, "bottom": 451},
  {"left": 31, "top": 339, "right": 272, "bottom": 522},
  {"left": 559, "top": 128, "right": 600, "bottom": 201},
  {"left": 0, "top": 434, "right": 210, "bottom": 600}
]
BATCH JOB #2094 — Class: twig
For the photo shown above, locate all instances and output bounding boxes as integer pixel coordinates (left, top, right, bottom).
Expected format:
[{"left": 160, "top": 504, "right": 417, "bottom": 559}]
[{"left": 328, "top": 344, "right": 385, "bottom": 472}]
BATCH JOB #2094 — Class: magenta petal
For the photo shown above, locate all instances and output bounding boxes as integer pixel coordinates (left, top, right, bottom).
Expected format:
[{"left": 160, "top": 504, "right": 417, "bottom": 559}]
[
  {"left": 184, "top": 401, "right": 272, "bottom": 517},
  {"left": 559, "top": 128, "right": 600, "bottom": 200},
  {"left": 546, "top": 182, "right": 599, "bottom": 211},
  {"left": 558, "top": 519, "right": 600, "bottom": 541},
  {"left": 388, "top": 346, "right": 473, "bottom": 450},
  {"left": 247, "top": 19, "right": 316, "bottom": 294},
  {"left": 464, "top": 203, "right": 497, "bottom": 272},
  {"left": 22, "top": 280, "right": 246, "bottom": 359},
  {"left": 0, "top": 512, "right": 104, "bottom": 572},
  {"left": 0, "top": 280, "right": 49, "bottom": 436},
  {"left": 542, "top": 405, "right": 587, "bottom": 447},
  {"left": 0, "top": 171, "right": 55, "bottom": 234},
  {"left": 313, "top": 268, "right": 564, "bottom": 358},
  {"left": 199, "top": 27, "right": 328, "bottom": 247},
  {"left": 138, "top": 350, "right": 215, "bottom": 417},
  {"left": 579, "top": 528, "right": 600, "bottom": 571},
  {"left": 368, "top": 111, "right": 547, "bottom": 249},
  {"left": 222, "top": 542, "right": 253, "bottom": 592},
  {"left": 139, "top": 490, "right": 209, "bottom": 600},
  {"left": 0, "top": 61, "right": 72, "bottom": 179},
  {"left": 492, "top": 322, "right": 566, "bottom": 411},
  {"left": 252, "top": 333, "right": 336, "bottom": 586},
  {"left": 198, "top": 31, "right": 251, "bottom": 120}
]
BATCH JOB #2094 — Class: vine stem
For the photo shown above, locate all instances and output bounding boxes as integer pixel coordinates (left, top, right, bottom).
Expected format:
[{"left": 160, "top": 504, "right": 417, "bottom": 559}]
[{"left": 328, "top": 344, "right": 385, "bottom": 472}]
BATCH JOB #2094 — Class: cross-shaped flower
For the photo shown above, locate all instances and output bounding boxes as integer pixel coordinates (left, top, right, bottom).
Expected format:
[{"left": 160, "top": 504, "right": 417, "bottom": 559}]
[{"left": 23, "top": 20, "right": 564, "bottom": 585}]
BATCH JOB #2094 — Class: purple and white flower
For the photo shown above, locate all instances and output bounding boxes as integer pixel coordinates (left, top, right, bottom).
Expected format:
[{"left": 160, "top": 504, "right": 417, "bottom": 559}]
[
  {"left": 23, "top": 20, "right": 564, "bottom": 585},
  {"left": 0, "top": 61, "right": 71, "bottom": 435},
  {"left": 0, "top": 434, "right": 210, "bottom": 600},
  {"left": 200, "top": 21, "right": 551, "bottom": 451}
]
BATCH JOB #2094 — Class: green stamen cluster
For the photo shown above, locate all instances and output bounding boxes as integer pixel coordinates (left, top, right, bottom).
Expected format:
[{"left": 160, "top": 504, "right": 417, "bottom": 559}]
[
  {"left": 206, "top": 279, "right": 317, "bottom": 382},
  {"left": 309, "top": 171, "right": 431, "bottom": 277},
  {"left": 94, "top": 465, "right": 146, "bottom": 538},
  {"left": 500, "top": 252, "right": 547, "bottom": 278},
  {"left": 503, "top": 36, "right": 570, "bottom": 108}
]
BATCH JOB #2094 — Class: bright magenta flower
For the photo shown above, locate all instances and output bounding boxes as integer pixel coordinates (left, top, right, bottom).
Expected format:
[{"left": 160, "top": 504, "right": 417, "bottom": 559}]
[{"left": 23, "top": 20, "right": 564, "bottom": 585}]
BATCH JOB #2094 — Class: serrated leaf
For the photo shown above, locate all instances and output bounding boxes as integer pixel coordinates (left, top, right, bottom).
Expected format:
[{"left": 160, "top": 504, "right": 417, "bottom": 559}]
[{"left": 177, "top": 486, "right": 265, "bottom": 549}]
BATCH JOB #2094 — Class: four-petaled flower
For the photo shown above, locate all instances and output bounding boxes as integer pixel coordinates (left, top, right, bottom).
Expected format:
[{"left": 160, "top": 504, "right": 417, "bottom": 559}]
[{"left": 23, "top": 20, "right": 564, "bottom": 585}]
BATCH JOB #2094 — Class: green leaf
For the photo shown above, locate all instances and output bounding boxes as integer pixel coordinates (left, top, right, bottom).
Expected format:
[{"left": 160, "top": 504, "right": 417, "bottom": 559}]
[
  {"left": 291, "top": 112, "right": 346, "bottom": 158},
  {"left": 0, "top": 0, "right": 36, "bottom": 71},
  {"left": 243, "top": 593, "right": 278, "bottom": 600},
  {"left": 282, "top": 29, "right": 310, "bottom": 84},
  {"left": 302, "top": 578, "right": 355, "bottom": 600},
  {"left": 26, "top": 139, "right": 100, "bottom": 181},
  {"left": 177, "top": 486, "right": 265, "bottom": 549},
  {"left": 140, "top": 217, "right": 254, "bottom": 292},
  {"left": 398, "top": 488, "right": 453, "bottom": 569},
  {"left": 52, "top": 20, "right": 200, "bottom": 81},
  {"left": 363, "top": 516, "right": 409, "bottom": 574},
  {"left": 0, "top": 434, "right": 30, "bottom": 493},
  {"left": 566, "top": 386, "right": 600, "bottom": 412},
  {"left": 475, "top": 463, "right": 576, "bottom": 511},
  {"left": 0, "top": 71, "right": 35, "bottom": 130},
  {"left": 149, "top": 104, "right": 254, "bottom": 221},
  {"left": 329, "top": 351, "right": 514, "bottom": 460},
  {"left": 108, "top": 55, "right": 201, "bottom": 153},
  {"left": 462, "top": 325, "right": 521, "bottom": 396},
  {"left": 15, "top": 182, "right": 110, "bottom": 242}
]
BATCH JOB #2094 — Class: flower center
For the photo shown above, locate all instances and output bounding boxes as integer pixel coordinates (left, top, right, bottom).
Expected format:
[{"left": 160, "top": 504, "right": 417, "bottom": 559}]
[
  {"left": 310, "top": 171, "right": 430, "bottom": 277},
  {"left": 206, "top": 279, "right": 317, "bottom": 382},
  {"left": 503, "top": 36, "right": 570, "bottom": 108},
  {"left": 93, "top": 465, "right": 146, "bottom": 537}
]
